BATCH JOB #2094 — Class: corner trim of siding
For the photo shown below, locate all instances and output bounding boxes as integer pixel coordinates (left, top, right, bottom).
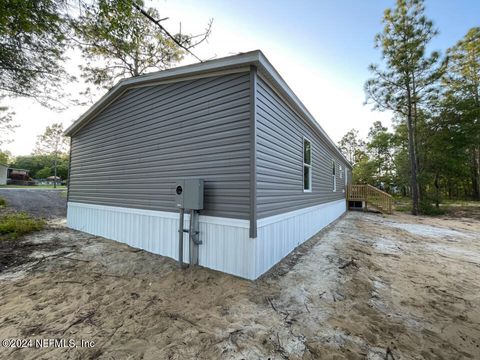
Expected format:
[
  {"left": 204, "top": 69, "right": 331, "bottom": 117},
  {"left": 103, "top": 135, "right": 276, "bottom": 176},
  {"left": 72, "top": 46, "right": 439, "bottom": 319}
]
[{"left": 249, "top": 66, "right": 258, "bottom": 239}]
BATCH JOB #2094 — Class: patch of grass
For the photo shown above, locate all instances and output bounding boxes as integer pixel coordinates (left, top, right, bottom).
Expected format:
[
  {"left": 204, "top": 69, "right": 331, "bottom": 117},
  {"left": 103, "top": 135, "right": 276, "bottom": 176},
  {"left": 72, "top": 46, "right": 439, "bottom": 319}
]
[
  {"left": 0, "top": 197, "right": 6, "bottom": 208},
  {"left": 442, "top": 201, "right": 480, "bottom": 220},
  {"left": 394, "top": 196, "right": 479, "bottom": 218},
  {"left": 394, "top": 197, "right": 411, "bottom": 212},
  {"left": 395, "top": 206, "right": 411, "bottom": 213},
  {"left": 0, "top": 212, "right": 45, "bottom": 240}
]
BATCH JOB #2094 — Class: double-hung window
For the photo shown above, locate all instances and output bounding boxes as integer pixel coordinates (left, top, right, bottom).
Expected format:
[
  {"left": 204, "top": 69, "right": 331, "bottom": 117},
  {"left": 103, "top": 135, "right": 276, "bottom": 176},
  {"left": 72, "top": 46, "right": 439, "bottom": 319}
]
[
  {"left": 332, "top": 160, "right": 336, "bottom": 192},
  {"left": 339, "top": 165, "right": 344, "bottom": 192},
  {"left": 303, "top": 138, "right": 312, "bottom": 192}
]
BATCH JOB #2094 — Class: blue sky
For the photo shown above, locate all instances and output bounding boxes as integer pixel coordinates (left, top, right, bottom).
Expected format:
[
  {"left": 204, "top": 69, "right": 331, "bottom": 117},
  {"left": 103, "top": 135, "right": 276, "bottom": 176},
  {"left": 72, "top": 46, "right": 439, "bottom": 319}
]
[
  {"left": 182, "top": 0, "right": 479, "bottom": 88},
  {"left": 6, "top": 0, "right": 480, "bottom": 155}
]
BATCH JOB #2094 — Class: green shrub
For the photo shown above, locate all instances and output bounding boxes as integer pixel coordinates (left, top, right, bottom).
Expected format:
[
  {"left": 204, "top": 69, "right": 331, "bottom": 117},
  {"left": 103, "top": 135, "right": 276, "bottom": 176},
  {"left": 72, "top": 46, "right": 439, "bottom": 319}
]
[
  {"left": 420, "top": 199, "right": 446, "bottom": 216},
  {"left": 0, "top": 198, "right": 6, "bottom": 207},
  {"left": 0, "top": 212, "right": 45, "bottom": 239}
]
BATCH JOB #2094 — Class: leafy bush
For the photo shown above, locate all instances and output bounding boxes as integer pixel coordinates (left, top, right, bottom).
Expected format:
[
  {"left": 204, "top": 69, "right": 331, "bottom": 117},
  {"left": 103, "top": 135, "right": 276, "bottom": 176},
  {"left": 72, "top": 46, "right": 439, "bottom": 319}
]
[
  {"left": 10, "top": 154, "right": 69, "bottom": 179},
  {"left": 420, "top": 199, "right": 446, "bottom": 216},
  {"left": 36, "top": 166, "right": 52, "bottom": 179},
  {"left": 0, "top": 198, "right": 6, "bottom": 207},
  {"left": 0, "top": 213, "right": 45, "bottom": 239}
]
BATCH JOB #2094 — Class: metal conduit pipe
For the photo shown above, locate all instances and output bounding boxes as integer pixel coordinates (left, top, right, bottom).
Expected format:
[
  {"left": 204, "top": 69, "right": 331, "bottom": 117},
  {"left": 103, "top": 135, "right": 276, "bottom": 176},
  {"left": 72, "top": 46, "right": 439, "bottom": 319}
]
[
  {"left": 188, "top": 209, "right": 202, "bottom": 265},
  {"left": 189, "top": 209, "right": 194, "bottom": 265},
  {"left": 178, "top": 208, "right": 184, "bottom": 267}
]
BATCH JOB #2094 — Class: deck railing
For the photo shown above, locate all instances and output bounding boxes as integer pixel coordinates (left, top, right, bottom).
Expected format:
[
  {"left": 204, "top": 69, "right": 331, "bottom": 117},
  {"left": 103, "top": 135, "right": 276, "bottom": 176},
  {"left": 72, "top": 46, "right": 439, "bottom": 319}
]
[{"left": 346, "top": 184, "right": 394, "bottom": 214}]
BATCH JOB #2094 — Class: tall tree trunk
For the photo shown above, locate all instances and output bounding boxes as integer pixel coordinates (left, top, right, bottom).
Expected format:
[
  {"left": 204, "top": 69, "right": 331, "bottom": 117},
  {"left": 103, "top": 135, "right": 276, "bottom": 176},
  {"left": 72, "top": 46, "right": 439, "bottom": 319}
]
[
  {"left": 406, "top": 84, "right": 420, "bottom": 215},
  {"left": 474, "top": 81, "right": 479, "bottom": 200},
  {"left": 54, "top": 155, "right": 57, "bottom": 189},
  {"left": 407, "top": 118, "right": 420, "bottom": 215},
  {"left": 412, "top": 75, "right": 423, "bottom": 203},
  {"left": 471, "top": 145, "right": 480, "bottom": 201},
  {"left": 434, "top": 172, "right": 440, "bottom": 208}
]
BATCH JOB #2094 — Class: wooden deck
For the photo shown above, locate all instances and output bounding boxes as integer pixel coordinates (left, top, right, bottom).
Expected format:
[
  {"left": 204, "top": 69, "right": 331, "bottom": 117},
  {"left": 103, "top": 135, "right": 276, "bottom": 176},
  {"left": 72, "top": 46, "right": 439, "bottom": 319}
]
[{"left": 346, "top": 184, "right": 394, "bottom": 214}]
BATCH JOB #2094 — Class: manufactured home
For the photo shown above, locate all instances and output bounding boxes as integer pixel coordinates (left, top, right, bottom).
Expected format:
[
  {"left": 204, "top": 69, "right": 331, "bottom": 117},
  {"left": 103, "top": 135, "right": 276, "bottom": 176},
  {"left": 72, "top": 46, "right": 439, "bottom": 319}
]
[
  {"left": 65, "top": 50, "right": 352, "bottom": 280},
  {"left": 0, "top": 164, "right": 7, "bottom": 185}
]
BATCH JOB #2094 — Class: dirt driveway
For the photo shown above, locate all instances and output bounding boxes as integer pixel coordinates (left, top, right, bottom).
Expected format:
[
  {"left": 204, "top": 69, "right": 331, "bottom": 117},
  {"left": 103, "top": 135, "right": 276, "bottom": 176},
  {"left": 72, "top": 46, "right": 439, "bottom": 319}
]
[
  {"left": 0, "top": 189, "right": 66, "bottom": 218},
  {"left": 0, "top": 211, "right": 479, "bottom": 359}
]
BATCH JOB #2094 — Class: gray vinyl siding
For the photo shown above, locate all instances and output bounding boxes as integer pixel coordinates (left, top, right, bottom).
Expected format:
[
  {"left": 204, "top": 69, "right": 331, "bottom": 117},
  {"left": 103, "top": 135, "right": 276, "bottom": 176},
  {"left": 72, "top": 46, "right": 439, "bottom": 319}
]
[
  {"left": 0, "top": 165, "right": 7, "bottom": 185},
  {"left": 255, "top": 76, "right": 348, "bottom": 219},
  {"left": 69, "top": 72, "right": 251, "bottom": 219}
]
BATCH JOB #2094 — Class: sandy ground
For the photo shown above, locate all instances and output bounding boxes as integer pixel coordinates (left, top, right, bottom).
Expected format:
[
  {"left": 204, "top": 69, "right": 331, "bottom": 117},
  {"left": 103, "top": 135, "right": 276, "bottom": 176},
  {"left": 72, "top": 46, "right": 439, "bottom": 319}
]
[{"left": 0, "top": 211, "right": 479, "bottom": 359}]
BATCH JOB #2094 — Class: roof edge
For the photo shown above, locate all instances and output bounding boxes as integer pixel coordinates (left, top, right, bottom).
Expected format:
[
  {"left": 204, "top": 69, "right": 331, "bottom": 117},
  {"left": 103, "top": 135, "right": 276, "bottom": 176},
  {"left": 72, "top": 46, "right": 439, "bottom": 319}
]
[
  {"left": 64, "top": 50, "right": 262, "bottom": 136},
  {"left": 254, "top": 52, "right": 352, "bottom": 168},
  {"left": 65, "top": 50, "right": 351, "bottom": 167}
]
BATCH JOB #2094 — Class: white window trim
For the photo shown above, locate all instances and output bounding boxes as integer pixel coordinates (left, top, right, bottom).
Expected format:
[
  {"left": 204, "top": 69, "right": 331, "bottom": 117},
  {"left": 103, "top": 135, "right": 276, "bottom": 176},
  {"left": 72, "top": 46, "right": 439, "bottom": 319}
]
[
  {"left": 303, "top": 137, "right": 312, "bottom": 193},
  {"left": 332, "top": 160, "right": 336, "bottom": 192},
  {"left": 340, "top": 165, "right": 345, "bottom": 192}
]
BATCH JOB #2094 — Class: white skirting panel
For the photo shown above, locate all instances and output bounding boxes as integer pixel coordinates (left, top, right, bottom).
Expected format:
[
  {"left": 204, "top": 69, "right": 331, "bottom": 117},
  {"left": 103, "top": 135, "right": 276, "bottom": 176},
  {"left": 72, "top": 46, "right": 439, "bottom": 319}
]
[
  {"left": 67, "top": 199, "right": 346, "bottom": 280},
  {"left": 67, "top": 202, "right": 255, "bottom": 279},
  {"left": 254, "top": 199, "right": 346, "bottom": 278}
]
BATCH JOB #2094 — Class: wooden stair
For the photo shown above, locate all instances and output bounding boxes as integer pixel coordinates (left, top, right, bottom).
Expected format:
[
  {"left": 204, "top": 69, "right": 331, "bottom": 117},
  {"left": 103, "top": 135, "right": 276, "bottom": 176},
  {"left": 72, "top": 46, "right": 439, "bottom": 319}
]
[{"left": 346, "top": 184, "right": 394, "bottom": 214}]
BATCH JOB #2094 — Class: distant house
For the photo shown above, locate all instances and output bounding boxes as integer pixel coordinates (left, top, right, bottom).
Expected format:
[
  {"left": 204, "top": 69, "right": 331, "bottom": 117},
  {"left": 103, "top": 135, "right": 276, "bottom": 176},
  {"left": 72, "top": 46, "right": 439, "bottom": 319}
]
[
  {"left": 65, "top": 50, "right": 352, "bottom": 280},
  {"left": 0, "top": 164, "right": 7, "bottom": 185},
  {"left": 7, "top": 168, "right": 35, "bottom": 186}
]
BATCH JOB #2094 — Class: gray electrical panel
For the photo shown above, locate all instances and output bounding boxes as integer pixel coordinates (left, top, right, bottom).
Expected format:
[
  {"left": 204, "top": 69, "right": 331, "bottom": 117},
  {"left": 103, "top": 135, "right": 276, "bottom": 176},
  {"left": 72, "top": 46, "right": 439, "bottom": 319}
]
[{"left": 175, "top": 179, "right": 204, "bottom": 210}]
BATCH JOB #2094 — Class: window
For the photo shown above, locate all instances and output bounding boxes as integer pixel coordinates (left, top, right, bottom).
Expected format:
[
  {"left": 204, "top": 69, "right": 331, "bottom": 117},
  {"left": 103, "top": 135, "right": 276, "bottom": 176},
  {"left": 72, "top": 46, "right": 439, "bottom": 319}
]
[
  {"left": 303, "top": 138, "right": 312, "bottom": 192},
  {"left": 339, "top": 165, "right": 344, "bottom": 192},
  {"left": 332, "top": 160, "right": 336, "bottom": 192}
]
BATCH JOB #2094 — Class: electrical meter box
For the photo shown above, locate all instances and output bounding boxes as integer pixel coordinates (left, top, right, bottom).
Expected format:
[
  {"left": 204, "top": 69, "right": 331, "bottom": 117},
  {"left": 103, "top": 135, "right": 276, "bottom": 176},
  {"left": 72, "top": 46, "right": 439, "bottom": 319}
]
[{"left": 175, "top": 179, "right": 204, "bottom": 210}]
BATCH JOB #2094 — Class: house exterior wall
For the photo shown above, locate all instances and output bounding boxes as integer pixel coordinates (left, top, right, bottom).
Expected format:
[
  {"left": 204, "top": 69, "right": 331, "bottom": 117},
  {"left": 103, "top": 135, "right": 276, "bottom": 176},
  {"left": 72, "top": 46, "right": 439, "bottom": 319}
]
[
  {"left": 67, "top": 60, "right": 353, "bottom": 280},
  {"left": 0, "top": 165, "right": 7, "bottom": 185},
  {"left": 68, "top": 72, "right": 251, "bottom": 219},
  {"left": 255, "top": 75, "right": 350, "bottom": 219}
]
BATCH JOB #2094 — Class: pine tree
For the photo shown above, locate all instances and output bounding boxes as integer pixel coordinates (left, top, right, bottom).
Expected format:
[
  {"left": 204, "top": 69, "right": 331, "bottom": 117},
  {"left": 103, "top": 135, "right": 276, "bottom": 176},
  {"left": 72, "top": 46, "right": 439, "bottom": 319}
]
[
  {"left": 443, "top": 27, "right": 480, "bottom": 200},
  {"left": 338, "top": 129, "right": 365, "bottom": 165},
  {"left": 365, "top": 0, "right": 444, "bottom": 215},
  {"left": 74, "top": 0, "right": 212, "bottom": 92}
]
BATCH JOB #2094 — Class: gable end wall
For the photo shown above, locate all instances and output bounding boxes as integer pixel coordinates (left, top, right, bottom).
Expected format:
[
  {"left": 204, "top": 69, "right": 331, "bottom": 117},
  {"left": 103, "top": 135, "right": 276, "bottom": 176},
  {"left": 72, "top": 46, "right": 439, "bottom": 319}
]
[{"left": 68, "top": 72, "right": 252, "bottom": 220}]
